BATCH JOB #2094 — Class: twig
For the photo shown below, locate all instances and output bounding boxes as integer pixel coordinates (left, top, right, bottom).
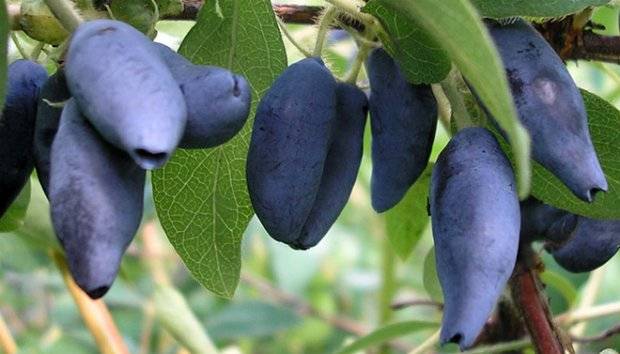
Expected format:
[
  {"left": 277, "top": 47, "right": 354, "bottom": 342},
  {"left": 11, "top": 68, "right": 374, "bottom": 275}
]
[
  {"left": 10, "top": 33, "right": 30, "bottom": 59},
  {"left": 276, "top": 16, "right": 312, "bottom": 57},
  {"left": 272, "top": 5, "right": 322, "bottom": 25},
  {"left": 0, "top": 312, "right": 17, "bottom": 354},
  {"left": 30, "top": 42, "right": 46, "bottom": 61},
  {"left": 573, "top": 30, "right": 620, "bottom": 64},
  {"left": 535, "top": 16, "right": 620, "bottom": 65},
  {"left": 43, "top": 0, "right": 83, "bottom": 32},
  {"left": 509, "top": 246, "right": 571, "bottom": 354},
  {"left": 572, "top": 324, "right": 620, "bottom": 343},
  {"left": 391, "top": 299, "right": 443, "bottom": 311},
  {"left": 51, "top": 251, "right": 130, "bottom": 354},
  {"left": 441, "top": 70, "right": 474, "bottom": 130},
  {"left": 159, "top": 2, "right": 620, "bottom": 66},
  {"left": 557, "top": 301, "right": 620, "bottom": 325},
  {"left": 313, "top": 6, "right": 339, "bottom": 56},
  {"left": 570, "top": 267, "right": 605, "bottom": 352},
  {"left": 376, "top": 214, "right": 394, "bottom": 354},
  {"left": 240, "top": 272, "right": 411, "bottom": 352},
  {"left": 431, "top": 84, "right": 453, "bottom": 135},
  {"left": 162, "top": 3, "right": 365, "bottom": 31},
  {"left": 343, "top": 36, "right": 373, "bottom": 84}
]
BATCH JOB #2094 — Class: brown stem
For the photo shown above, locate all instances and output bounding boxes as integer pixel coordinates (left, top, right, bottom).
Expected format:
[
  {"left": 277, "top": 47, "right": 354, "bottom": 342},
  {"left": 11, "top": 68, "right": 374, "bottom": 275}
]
[
  {"left": 272, "top": 5, "right": 323, "bottom": 25},
  {"left": 574, "top": 31, "right": 620, "bottom": 64},
  {"left": 162, "top": 2, "right": 365, "bottom": 31},
  {"left": 164, "top": 3, "right": 320, "bottom": 23},
  {"left": 51, "top": 251, "right": 130, "bottom": 354},
  {"left": 534, "top": 16, "right": 620, "bottom": 65},
  {"left": 161, "top": 2, "right": 620, "bottom": 65},
  {"left": 509, "top": 246, "right": 572, "bottom": 354}
]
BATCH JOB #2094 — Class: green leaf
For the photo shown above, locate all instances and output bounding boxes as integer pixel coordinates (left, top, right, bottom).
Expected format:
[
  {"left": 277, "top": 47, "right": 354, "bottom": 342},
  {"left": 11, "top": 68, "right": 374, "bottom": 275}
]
[
  {"left": 531, "top": 90, "right": 620, "bottom": 219},
  {"left": 156, "top": 0, "right": 182, "bottom": 17},
  {"left": 540, "top": 270, "right": 577, "bottom": 307},
  {"left": 384, "top": 164, "right": 432, "bottom": 260},
  {"left": 206, "top": 301, "right": 301, "bottom": 340},
  {"left": 363, "top": 2, "right": 450, "bottom": 84},
  {"left": 151, "top": 0, "right": 287, "bottom": 298},
  {"left": 110, "top": 0, "right": 159, "bottom": 38},
  {"left": 1, "top": 0, "right": 8, "bottom": 109},
  {"left": 153, "top": 285, "right": 218, "bottom": 354},
  {"left": 472, "top": 0, "right": 610, "bottom": 19},
  {"left": 423, "top": 246, "right": 443, "bottom": 302},
  {"left": 0, "top": 180, "right": 31, "bottom": 232},
  {"left": 334, "top": 321, "right": 438, "bottom": 354},
  {"left": 377, "top": 0, "right": 531, "bottom": 198}
]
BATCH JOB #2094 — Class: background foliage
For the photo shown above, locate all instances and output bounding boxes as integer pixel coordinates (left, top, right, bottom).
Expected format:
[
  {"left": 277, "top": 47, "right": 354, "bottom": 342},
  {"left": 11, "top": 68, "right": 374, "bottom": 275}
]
[{"left": 1, "top": 0, "right": 620, "bottom": 353}]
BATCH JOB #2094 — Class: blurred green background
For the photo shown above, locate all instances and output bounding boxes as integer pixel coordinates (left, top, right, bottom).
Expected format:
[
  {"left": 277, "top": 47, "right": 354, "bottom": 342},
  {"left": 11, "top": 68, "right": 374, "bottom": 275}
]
[{"left": 1, "top": 2, "right": 620, "bottom": 353}]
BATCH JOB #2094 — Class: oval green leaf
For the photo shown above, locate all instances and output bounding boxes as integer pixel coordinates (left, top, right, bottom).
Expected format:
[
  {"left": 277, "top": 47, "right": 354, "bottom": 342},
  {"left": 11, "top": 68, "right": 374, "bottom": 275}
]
[
  {"left": 0, "top": 180, "right": 31, "bottom": 232},
  {"left": 423, "top": 246, "right": 444, "bottom": 302},
  {"left": 152, "top": 0, "right": 287, "bottom": 298},
  {"left": 363, "top": 2, "right": 450, "bottom": 84},
  {"left": 110, "top": 0, "right": 159, "bottom": 38},
  {"left": 384, "top": 164, "right": 432, "bottom": 260}
]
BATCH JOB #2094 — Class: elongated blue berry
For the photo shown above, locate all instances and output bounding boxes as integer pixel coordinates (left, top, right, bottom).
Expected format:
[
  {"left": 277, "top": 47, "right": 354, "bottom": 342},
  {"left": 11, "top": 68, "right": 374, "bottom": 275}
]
[
  {"left": 34, "top": 70, "right": 70, "bottom": 196},
  {"left": 488, "top": 19, "right": 607, "bottom": 202},
  {"left": 50, "top": 99, "right": 145, "bottom": 299},
  {"left": 366, "top": 48, "right": 437, "bottom": 212},
  {"left": 152, "top": 43, "right": 252, "bottom": 148},
  {"left": 247, "top": 57, "right": 337, "bottom": 245},
  {"left": 65, "top": 19, "right": 187, "bottom": 169},
  {"left": 519, "top": 198, "right": 577, "bottom": 243},
  {"left": 293, "top": 82, "right": 368, "bottom": 249},
  {"left": 549, "top": 218, "right": 620, "bottom": 272},
  {"left": 1, "top": 60, "right": 47, "bottom": 217},
  {"left": 430, "top": 127, "right": 520, "bottom": 350}
]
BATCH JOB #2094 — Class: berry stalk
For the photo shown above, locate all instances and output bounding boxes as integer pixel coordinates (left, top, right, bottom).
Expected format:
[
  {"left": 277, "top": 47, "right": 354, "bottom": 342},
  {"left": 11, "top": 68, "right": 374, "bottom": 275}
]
[{"left": 509, "top": 246, "right": 572, "bottom": 354}]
